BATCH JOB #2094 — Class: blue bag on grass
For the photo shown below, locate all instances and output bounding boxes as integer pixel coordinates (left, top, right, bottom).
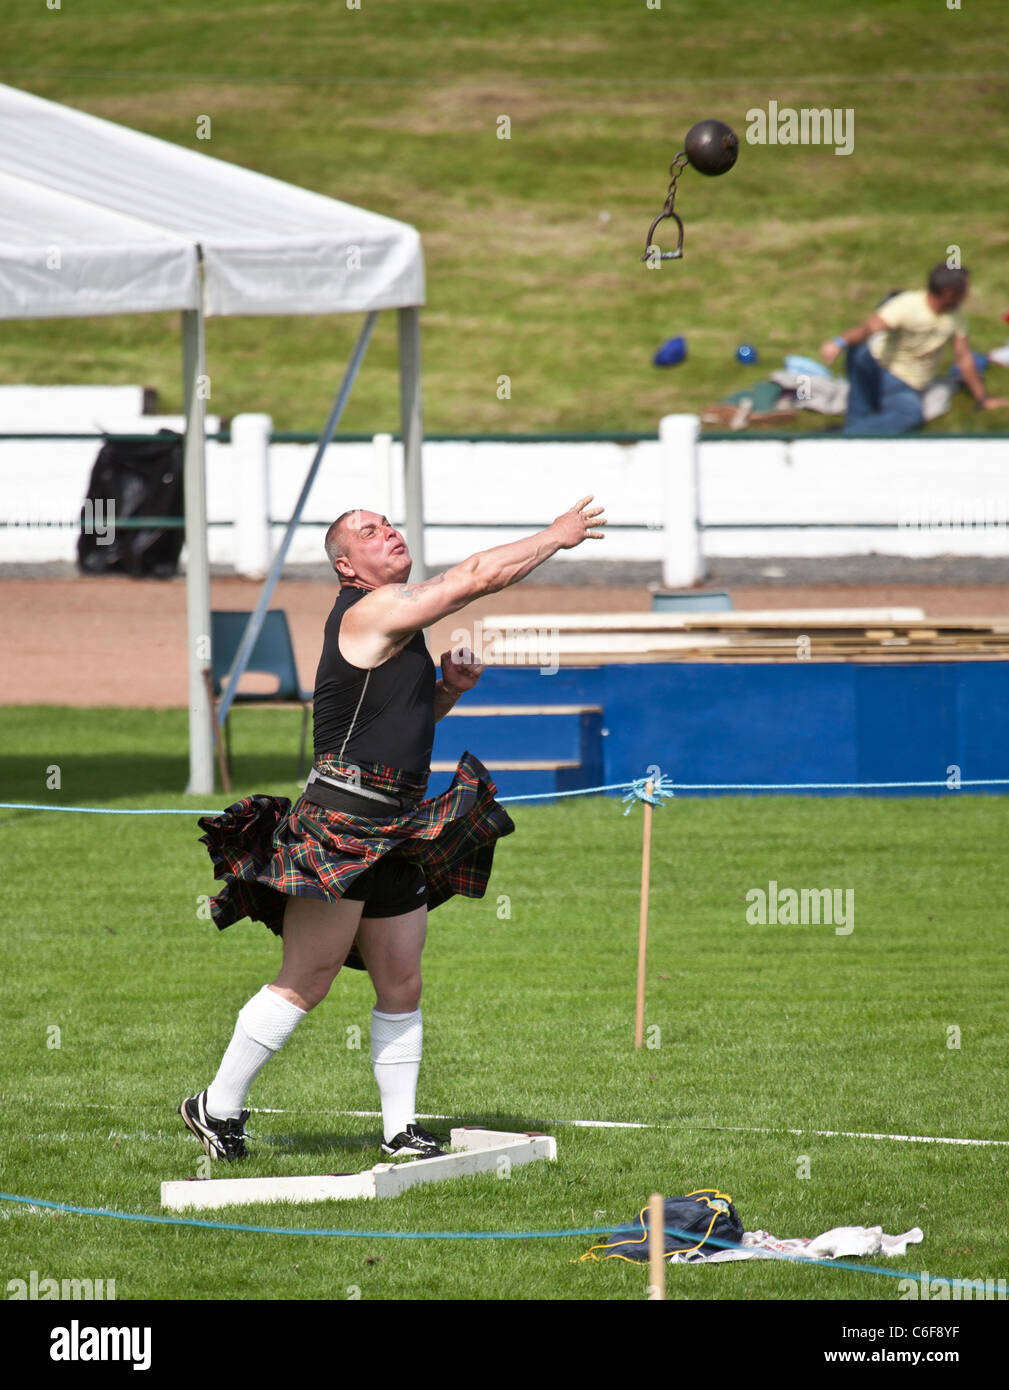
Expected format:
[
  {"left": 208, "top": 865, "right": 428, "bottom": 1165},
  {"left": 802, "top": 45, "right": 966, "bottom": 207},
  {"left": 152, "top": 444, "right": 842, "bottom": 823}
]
[{"left": 582, "top": 1189, "right": 744, "bottom": 1262}]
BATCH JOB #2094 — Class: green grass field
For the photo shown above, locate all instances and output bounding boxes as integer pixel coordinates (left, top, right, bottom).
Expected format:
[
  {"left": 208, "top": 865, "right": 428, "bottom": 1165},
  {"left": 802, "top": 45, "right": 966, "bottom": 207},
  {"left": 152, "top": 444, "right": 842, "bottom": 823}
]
[
  {"left": 2, "top": 706, "right": 1007, "bottom": 1301},
  {"left": 2, "top": 0, "right": 1009, "bottom": 432}
]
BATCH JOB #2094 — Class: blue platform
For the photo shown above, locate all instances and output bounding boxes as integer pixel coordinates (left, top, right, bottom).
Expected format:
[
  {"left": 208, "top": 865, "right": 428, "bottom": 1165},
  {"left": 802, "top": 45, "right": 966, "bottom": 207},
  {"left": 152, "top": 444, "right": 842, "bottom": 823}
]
[{"left": 429, "top": 661, "right": 1009, "bottom": 800}]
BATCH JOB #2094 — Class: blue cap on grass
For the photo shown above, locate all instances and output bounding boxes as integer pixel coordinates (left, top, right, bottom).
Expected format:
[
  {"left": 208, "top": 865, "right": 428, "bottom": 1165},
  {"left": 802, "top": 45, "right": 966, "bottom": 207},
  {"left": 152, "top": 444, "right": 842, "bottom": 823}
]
[{"left": 653, "top": 335, "right": 687, "bottom": 367}]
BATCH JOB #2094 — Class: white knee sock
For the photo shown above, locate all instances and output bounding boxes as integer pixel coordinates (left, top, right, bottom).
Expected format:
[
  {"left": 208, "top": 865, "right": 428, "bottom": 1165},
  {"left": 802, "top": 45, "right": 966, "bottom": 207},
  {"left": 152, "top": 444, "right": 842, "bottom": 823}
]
[
  {"left": 206, "top": 985, "right": 307, "bottom": 1120},
  {"left": 370, "top": 1008, "right": 422, "bottom": 1142}
]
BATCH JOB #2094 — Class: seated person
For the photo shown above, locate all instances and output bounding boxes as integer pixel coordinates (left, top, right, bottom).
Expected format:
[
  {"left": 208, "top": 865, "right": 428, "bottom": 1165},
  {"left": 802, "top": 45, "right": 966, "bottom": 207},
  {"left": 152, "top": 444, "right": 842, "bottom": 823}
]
[{"left": 819, "top": 265, "right": 1007, "bottom": 435}]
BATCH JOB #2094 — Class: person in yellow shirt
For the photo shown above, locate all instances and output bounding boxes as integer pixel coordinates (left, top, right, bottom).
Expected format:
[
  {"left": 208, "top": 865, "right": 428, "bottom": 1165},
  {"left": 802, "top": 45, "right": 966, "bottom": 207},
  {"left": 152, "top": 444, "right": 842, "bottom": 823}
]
[{"left": 819, "top": 265, "right": 1007, "bottom": 435}]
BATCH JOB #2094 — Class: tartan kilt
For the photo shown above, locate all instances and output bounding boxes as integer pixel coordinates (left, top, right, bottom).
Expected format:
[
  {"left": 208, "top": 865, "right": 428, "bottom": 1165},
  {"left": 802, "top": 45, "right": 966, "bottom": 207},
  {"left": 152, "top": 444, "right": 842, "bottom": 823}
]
[{"left": 196, "top": 750, "right": 515, "bottom": 968}]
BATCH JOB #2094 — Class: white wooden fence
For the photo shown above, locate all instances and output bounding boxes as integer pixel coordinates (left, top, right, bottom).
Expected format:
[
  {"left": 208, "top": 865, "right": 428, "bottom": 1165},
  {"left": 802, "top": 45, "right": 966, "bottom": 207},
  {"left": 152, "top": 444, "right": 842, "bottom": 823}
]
[{"left": 2, "top": 397, "right": 1007, "bottom": 582}]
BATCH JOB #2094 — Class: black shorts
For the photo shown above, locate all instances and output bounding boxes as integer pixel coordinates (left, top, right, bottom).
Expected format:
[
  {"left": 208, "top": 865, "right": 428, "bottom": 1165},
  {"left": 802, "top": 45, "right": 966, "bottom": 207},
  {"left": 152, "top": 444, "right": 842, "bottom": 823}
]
[
  {"left": 342, "top": 849, "right": 428, "bottom": 918},
  {"left": 302, "top": 781, "right": 428, "bottom": 919}
]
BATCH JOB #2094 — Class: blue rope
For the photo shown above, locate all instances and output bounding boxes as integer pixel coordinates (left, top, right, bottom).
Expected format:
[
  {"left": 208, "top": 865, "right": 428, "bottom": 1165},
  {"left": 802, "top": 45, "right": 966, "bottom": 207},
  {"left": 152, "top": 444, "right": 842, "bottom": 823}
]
[
  {"left": 0, "top": 1191, "right": 967, "bottom": 1290},
  {"left": 3, "top": 775, "right": 1006, "bottom": 817},
  {"left": 654, "top": 778, "right": 1009, "bottom": 791},
  {"left": 499, "top": 781, "right": 632, "bottom": 802},
  {"left": 0, "top": 1190, "right": 616, "bottom": 1239}
]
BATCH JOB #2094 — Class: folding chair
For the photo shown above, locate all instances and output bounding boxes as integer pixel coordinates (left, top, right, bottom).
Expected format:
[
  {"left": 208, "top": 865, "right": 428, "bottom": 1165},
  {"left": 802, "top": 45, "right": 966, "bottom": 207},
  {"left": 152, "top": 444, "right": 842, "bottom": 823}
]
[{"left": 210, "top": 610, "right": 314, "bottom": 787}]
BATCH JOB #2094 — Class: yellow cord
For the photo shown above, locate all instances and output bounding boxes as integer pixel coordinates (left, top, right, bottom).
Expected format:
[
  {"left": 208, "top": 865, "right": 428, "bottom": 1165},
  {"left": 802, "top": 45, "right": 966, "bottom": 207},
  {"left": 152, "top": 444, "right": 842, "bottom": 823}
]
[{"left": 580, "top": 1189, "right": 735, "bottom": 1264}]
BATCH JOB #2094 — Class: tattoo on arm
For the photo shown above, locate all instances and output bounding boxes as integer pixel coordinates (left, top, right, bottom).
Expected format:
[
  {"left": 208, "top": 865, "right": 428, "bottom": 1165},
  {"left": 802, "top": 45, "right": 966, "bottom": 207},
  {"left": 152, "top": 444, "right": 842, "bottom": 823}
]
[{"left": 396, "top": 573, "right": 446, "bottom": 601}]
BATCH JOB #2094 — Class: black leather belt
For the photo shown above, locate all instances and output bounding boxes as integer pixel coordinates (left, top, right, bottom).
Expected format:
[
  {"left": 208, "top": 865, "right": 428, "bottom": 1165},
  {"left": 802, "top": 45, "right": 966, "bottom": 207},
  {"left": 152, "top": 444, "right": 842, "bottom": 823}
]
[{"left": 302, "top": 768, "right": 409, "bottom": 817}]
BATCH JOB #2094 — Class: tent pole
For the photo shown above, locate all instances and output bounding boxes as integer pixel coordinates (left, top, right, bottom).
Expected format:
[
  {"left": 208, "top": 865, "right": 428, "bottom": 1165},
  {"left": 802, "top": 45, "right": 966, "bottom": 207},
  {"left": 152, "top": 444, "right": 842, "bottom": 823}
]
[
  {"left": 217, "top": 310, "right": 378, "bottom": 729},
  {"left": 182, "top": 301, "right": 215, "bottom": 797},
  {"left": 398, "top": 306, "right": 427, "bottom": 582}
]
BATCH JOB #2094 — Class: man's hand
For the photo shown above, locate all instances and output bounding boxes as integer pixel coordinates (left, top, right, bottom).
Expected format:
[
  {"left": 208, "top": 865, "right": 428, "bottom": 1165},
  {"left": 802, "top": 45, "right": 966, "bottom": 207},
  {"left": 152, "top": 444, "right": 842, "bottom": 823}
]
[
  {"left": 819, "top": 339, "right": 843, "bottom": 366},
  {"left": 441, "top": 645, "right": 483, "bottom": 694},
  {"left": 954, "top": 337, "right": 1009, "bottom": 410},
  {"left": 548, "top": 495, "right": 607, "bottom": 550},
  {"left": 434, "top": 645, "right": 482, "bottom": 721}
]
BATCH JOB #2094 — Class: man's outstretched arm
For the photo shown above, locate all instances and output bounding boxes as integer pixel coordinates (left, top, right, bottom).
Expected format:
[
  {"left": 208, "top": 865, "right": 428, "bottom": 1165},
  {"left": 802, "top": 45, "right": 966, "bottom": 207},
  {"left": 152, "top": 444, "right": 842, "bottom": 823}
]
[
  {"left": 819, "top": 312, "right": 889, "bottom": 366},
  {"left": 343, "top": 496, "right": 606, "bottom": 663}
]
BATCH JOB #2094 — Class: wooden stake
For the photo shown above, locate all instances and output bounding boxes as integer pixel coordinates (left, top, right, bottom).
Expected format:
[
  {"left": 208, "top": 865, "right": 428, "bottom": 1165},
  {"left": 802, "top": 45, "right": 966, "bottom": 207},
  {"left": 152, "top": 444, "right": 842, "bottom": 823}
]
[
  {"left": 647, "top": 1191, "right": 666, "bottom": 1300},
  {"left": 634, "top": 779, "right": 654, "bottom": 1049}
]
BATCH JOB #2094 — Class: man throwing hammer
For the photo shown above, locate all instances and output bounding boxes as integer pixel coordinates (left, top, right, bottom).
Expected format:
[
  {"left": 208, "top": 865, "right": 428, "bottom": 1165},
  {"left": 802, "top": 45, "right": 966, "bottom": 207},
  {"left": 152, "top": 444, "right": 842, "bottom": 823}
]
[{"left": 182, "top": 496, "right": 606, "bottom": 1162}]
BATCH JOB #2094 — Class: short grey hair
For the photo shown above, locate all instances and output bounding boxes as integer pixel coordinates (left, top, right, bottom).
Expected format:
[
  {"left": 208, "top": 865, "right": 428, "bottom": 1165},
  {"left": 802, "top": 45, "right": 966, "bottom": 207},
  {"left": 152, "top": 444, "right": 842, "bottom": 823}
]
[{"left": 324, "top": 509, "right": 360, "bottom": 574}]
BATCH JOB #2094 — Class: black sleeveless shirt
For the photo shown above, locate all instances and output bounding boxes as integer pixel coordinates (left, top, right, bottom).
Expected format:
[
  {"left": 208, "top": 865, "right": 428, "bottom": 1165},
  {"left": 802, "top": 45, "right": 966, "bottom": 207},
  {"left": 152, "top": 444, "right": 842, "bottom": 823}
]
[{"left": 312, "top": 584, "right": 436, "bottom": 772}]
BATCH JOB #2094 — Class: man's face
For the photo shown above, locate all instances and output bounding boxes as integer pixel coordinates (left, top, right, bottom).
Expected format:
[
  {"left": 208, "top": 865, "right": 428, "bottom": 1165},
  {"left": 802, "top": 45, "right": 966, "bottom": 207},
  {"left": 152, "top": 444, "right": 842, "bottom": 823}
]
[
  {"left": 938, "top": 280, "right": 969, "bottom": 311},
  {"left": 335, "top": 511, "right": 412, "bottom": 588}
]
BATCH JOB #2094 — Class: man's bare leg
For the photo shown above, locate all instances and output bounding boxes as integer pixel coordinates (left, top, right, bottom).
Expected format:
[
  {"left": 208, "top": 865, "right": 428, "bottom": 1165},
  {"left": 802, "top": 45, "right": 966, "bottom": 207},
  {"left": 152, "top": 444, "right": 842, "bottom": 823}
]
[
  {"left": 356, "top": 905, "right": 427, "bottom": 1013},
  {"left": 356, "top": 907, "right": 431, "bottom": 1148},
  {"left": 200, "top": 895, "right": 364, "bottom": 1124},
  {"left": 272, "top": 894, "right": 366, "bottom": 1010}
]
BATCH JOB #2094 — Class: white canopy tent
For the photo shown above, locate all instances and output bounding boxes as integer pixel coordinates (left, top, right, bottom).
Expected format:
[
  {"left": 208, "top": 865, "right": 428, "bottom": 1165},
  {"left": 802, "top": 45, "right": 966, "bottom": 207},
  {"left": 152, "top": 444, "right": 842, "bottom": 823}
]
[{"left": 0, "top": 82, "right": 427, "bottom": 796}]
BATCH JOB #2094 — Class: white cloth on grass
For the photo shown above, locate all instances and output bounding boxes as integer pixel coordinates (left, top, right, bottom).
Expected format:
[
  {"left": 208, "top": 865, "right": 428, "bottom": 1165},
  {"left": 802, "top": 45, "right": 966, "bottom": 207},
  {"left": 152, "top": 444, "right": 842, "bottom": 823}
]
[
  {"left": 668, "top": 1224, "right": 924, "bottom": 1264},
  {"left": 769, "top": 369, "right": 957, "bottom": 423}
]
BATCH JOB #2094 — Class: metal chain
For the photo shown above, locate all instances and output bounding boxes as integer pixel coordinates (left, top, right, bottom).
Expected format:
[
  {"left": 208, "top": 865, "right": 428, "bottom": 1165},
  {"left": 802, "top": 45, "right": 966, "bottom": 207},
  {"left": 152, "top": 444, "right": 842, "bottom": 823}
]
[
  {"left": 661, "top": 152, "right": 689, "bottom": 217},
  {"left": 642, "top": 150, "right": 689, "bottom": 262}
]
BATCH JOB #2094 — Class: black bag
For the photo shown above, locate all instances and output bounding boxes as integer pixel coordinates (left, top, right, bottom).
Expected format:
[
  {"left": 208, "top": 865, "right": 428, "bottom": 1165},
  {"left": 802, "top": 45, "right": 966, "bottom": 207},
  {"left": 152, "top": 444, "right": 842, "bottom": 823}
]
[
  {"left": 587, "top": 1189, "right": 745, "bottom": 1262},
  {"left": 77, "top": 430, "right": 184, "bottom": 578}
]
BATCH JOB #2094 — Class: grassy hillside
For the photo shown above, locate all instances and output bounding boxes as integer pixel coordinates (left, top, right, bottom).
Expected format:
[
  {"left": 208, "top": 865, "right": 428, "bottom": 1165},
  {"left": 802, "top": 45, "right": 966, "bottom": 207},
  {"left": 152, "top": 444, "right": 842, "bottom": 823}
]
[{"left": 2, "top": 0, "right": 1008, "bottom": 431}]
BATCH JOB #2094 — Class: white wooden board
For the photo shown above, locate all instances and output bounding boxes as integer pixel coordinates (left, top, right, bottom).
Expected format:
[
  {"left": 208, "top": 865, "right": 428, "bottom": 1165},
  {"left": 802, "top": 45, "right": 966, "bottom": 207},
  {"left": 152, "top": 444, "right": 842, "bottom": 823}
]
[{"left": 161, "top": 1128, "right": 557, "bottom": 1212}]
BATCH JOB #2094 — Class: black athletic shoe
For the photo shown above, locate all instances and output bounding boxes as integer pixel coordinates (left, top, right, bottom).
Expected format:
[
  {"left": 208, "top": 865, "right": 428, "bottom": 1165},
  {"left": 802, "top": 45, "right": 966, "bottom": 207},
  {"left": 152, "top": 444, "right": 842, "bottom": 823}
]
[
  {"left": 380, "top": 1123, "right": 447, "bottom": 1159},
  {"left": 178, "top": 1090, "right": 249, "bottom": 1162}
]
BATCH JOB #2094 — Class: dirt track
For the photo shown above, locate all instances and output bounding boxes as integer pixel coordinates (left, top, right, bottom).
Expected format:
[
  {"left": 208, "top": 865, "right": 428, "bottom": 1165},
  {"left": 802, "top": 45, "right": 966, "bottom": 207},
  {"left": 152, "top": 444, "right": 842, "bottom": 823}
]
[{"left": 3, "top": 572, "right": 1008, "bottom": 708}]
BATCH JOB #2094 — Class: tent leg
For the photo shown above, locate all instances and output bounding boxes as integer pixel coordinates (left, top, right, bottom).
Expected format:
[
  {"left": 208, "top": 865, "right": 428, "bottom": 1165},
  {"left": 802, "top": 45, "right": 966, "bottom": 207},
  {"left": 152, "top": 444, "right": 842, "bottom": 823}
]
[
  {"left": 216, "top": 311, "right": 378, "bottom": 729},
  {"left": 398, "top": 306, "right": 427, "bottom": 582},
  {"left": 182, "top": 305, "right": 215, "bottom": 797},
  {"left": 202, "top": 667, "right": 231, "bottom": 796}
]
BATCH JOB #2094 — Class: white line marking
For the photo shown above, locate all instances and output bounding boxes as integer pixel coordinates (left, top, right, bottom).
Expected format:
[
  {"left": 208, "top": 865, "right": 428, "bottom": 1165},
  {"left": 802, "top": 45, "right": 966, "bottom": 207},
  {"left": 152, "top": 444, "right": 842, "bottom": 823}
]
[
  {"left": 566, "top": 1119, "right": 1009, "bottom": 1147},
  {"left": 23, "top": 1099, "right": 1009, "bottom": 1147},
  {"left": 252, "top": 1111, "right": 1009, "bottom": 1148},
  {"left": 720, "top": 1125, "right": 1009, "bottom": 1148}
]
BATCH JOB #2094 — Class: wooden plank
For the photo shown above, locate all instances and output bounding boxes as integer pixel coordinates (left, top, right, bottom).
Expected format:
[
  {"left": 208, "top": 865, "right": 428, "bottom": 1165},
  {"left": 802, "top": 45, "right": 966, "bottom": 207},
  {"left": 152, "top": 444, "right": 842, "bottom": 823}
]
[
  {"left": 481, "top": 621, "right": 1009, "bottom": 667},
  {"left": 430, "top": 759, "right": 580, "bottom": 772},
  {"left": 443, "top": 704, "right": 603, "bottom": 716},
  {"left": 160, "top": 1129, "right": 556, "bottom": 1212},
  {"left": 229, "top": 699, "right": 313, "bottom": 709},
  {"left": 374, "top": 1130, "right": 557, "bottom": 1198},
  {"left": 161, "top": 1169, "right": 377, "bottom": 1211},
  {"left": 487, "top": 609, "right": 928, "bottom": 631},
  {"left": 486, "top": 617, "right": 1009, "bottom": 649},
  {"left": 490, "top": 634, "right": 735, "bottom": 653},
  {"left": 475, "top": 649, "right": 1009, "bottom": 667}
]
